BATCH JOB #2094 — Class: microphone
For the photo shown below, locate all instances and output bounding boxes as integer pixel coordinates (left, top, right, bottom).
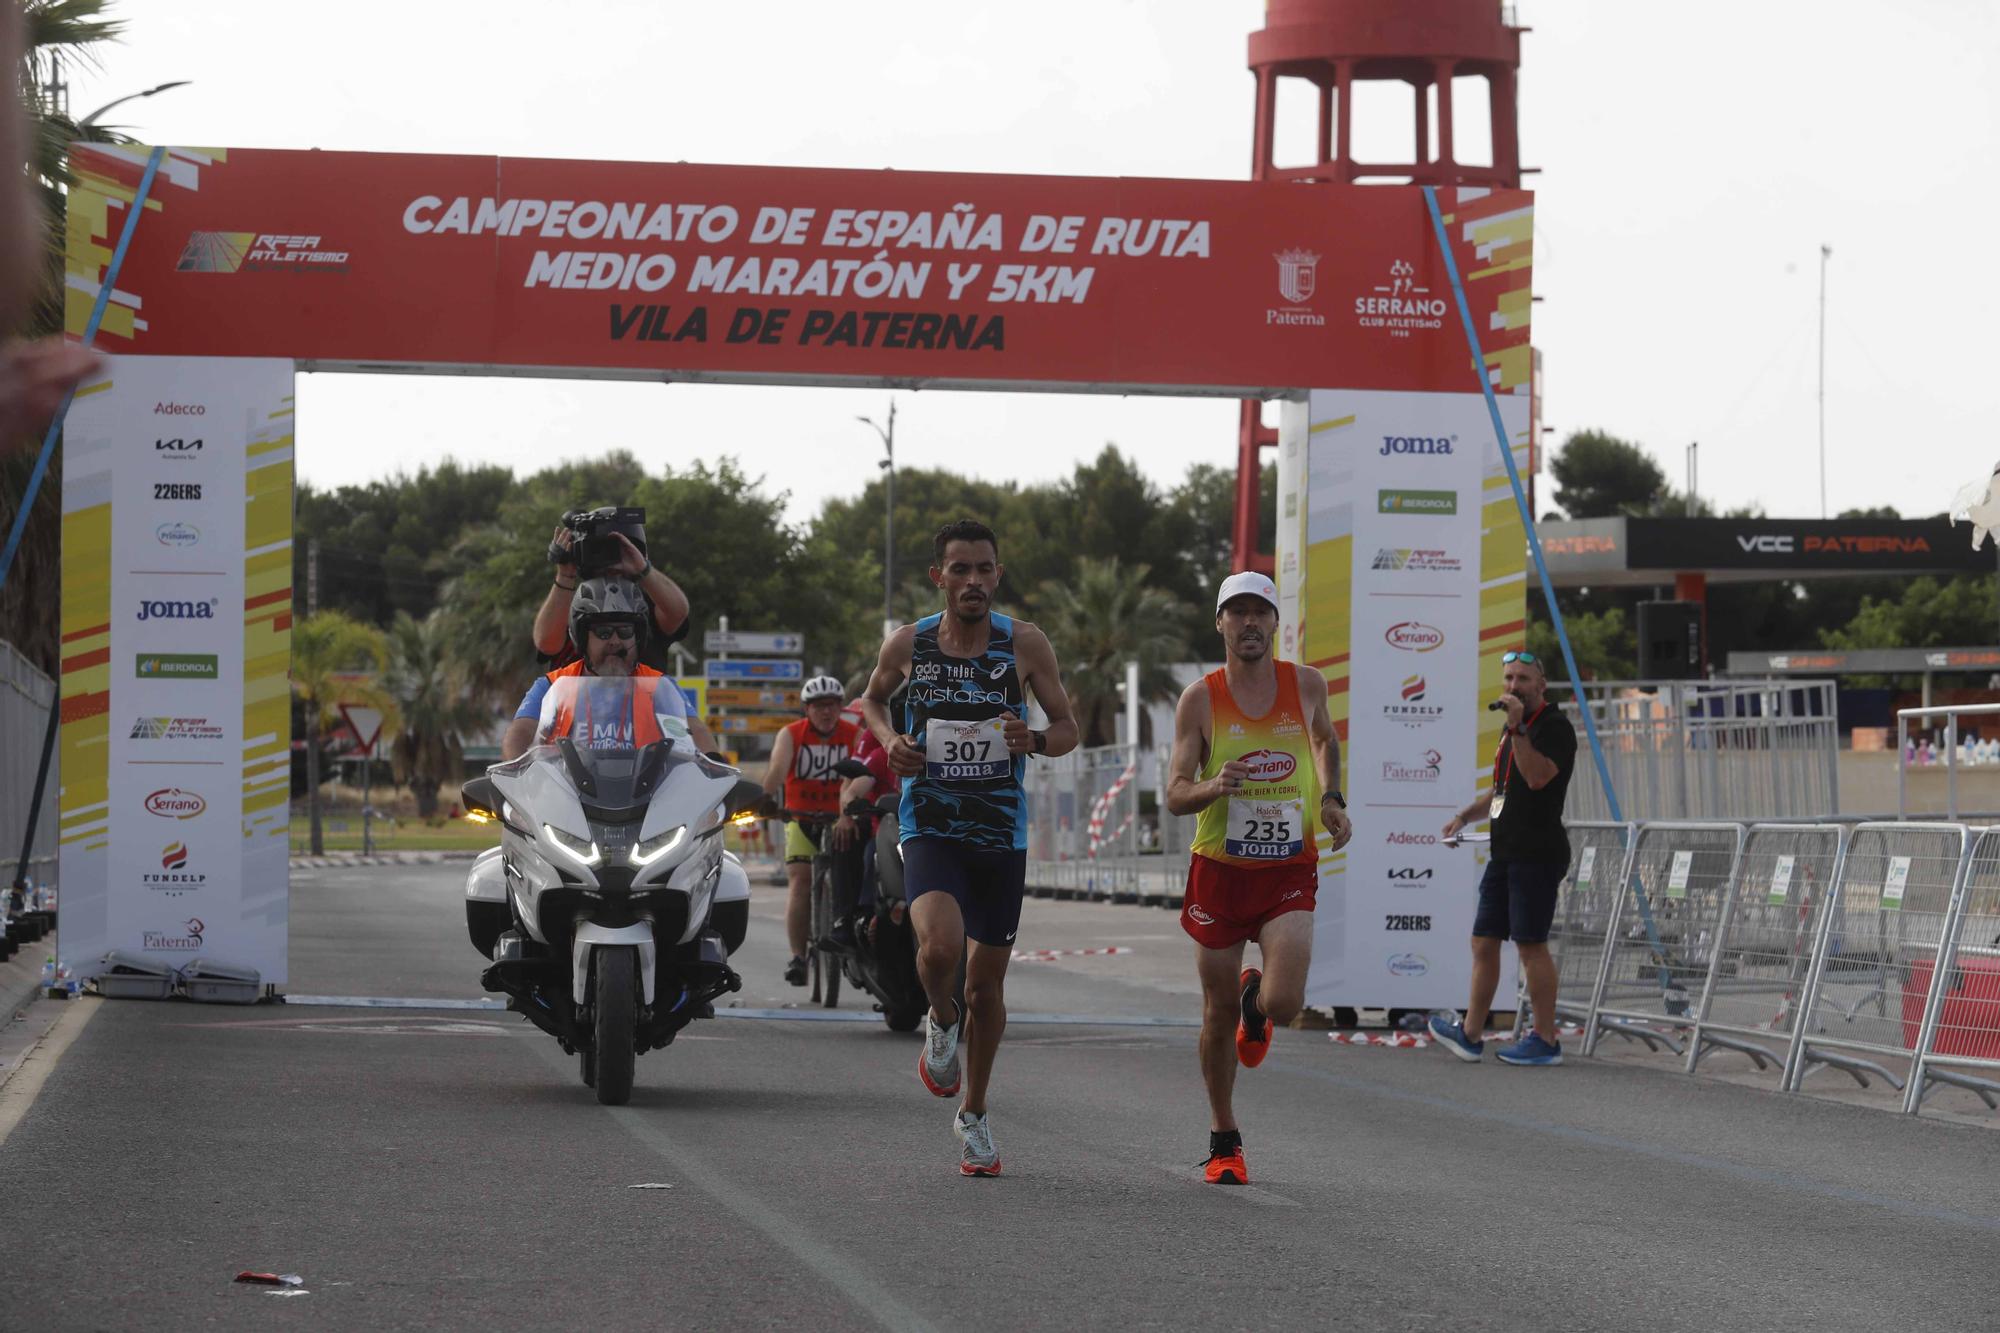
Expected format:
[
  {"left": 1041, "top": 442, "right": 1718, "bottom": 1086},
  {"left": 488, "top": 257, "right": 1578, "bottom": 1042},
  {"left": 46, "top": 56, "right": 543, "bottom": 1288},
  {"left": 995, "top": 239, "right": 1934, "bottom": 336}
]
[{"left": 1486, "top": 699, "right": 1509, "bottom": 712}]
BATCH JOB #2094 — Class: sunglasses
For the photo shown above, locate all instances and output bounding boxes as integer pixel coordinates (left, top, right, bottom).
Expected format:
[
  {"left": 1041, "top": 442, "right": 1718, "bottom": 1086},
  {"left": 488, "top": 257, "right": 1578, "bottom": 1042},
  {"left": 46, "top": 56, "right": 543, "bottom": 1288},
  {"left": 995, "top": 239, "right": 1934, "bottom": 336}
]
[
  {"left": 589, "top": 624, "right": 637, "bottom": 642},
  {"left": 1502, "top": 651, "right": 1539, "bottom": 665}
]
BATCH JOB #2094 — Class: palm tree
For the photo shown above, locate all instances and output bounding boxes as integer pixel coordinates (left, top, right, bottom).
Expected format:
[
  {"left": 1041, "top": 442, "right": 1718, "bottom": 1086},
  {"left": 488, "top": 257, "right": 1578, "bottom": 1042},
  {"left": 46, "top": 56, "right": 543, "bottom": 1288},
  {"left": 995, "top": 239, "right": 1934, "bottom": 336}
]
[
  {"left": 385, "top": 610, "right": 489, "bottom": 819},
  {"left": 1032, "top": 557, "right": 1187, "bottom": 748},
  {"left": 292, "top": 611, "right": 392, "bottom": 854},
  {"left": 0, "top": 0, "right": 128, "bottom": 675}
]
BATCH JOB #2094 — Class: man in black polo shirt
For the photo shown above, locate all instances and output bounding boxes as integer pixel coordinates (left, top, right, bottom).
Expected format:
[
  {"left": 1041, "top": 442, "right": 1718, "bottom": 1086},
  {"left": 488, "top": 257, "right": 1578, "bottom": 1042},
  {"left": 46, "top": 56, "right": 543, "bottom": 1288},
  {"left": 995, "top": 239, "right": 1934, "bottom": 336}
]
[{"left": 1429, "top": 650, "right": 1577, "bottom": 1066}]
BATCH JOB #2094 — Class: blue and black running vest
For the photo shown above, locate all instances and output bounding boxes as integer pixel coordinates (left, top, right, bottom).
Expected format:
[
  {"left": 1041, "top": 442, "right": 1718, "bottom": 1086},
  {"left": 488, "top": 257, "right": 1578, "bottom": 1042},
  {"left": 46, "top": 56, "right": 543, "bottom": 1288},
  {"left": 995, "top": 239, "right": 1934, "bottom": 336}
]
[{"left": 899, "top": 612, "right": 1028, "bottom": 851}]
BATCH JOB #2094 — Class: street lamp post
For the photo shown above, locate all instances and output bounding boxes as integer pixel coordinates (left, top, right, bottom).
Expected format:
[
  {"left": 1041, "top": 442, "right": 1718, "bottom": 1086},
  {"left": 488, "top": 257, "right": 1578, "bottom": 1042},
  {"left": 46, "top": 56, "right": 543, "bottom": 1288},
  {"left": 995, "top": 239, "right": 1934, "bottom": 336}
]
[
  {"left": 78, "top": 80, "right": 192, "bottom": 130},
  {"left": 857, "top": 401, "right": 897, "bottom": 640}
]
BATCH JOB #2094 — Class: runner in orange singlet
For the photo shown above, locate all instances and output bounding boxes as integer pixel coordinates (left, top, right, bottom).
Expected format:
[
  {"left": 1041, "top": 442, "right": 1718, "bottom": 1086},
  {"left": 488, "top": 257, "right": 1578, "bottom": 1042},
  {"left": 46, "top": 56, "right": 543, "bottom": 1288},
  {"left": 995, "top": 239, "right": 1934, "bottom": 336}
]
[{"left": 1166, "top": 572, "right": 1351, "bottom": 1185}]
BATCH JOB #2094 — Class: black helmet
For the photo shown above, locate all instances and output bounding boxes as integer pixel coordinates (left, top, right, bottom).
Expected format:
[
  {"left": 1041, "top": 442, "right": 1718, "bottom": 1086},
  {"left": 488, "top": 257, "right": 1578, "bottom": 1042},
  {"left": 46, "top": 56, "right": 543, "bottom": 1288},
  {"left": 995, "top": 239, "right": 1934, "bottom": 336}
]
[{"left": 568, "top": 576, "right": 650, "bottom": 658}]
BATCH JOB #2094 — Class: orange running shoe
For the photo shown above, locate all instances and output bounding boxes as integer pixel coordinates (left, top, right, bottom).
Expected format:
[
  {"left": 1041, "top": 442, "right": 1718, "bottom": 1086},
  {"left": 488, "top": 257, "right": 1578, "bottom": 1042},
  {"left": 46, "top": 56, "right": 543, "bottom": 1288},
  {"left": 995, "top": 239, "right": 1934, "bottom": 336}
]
[
  {"left": 1202, "top": 1144, "right": 1248, "bottom": 1185},
  {"left": 1236, "top": 967, "right": 1271, "bottom": 1068}
]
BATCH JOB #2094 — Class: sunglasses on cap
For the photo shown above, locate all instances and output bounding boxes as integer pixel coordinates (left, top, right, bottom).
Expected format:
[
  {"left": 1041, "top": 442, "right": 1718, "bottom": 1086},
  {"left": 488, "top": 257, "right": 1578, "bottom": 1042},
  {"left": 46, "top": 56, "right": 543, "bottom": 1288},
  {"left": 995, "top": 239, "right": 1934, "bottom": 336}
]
[
  {"left": 1502, "top": 651, "right": 1538, "bottom": 665},
  {"left": 589, "top": 623, "right": 637, "bottom": 642}
]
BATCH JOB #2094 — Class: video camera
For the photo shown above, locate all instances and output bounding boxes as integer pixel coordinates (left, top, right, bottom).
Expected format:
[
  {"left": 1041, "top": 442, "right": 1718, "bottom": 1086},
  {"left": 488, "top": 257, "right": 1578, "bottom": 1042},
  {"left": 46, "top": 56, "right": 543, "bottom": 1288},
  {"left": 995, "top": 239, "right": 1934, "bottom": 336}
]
[{"left": 551, "top": 505, "right": 648, "bottom": 578}]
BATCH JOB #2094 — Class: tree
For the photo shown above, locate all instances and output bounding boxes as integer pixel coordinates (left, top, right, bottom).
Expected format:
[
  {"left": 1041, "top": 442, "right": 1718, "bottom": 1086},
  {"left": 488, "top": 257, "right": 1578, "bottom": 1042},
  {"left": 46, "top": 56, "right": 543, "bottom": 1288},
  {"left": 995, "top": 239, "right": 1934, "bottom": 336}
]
[
  {"left": 1525, "top": 607, "right": 1633, "bottom": 682},
  {"left": 1820, "top": 577, "right": 1998, "bottom": 653},
  {"left": 0, "top": 0, "right": 128, "bottom": 675},
  {"left": 384, "top": 611, "right": 489, "bottom": 818},
  {"left": 291, "top": 611, "right": 391, "bottom": 854},
  {"left": 1548, "top": 430, "right": 1668, "bottom": 520},
  {"left": 1030, "top": 557, "right": 1188, "bottom": 747}
]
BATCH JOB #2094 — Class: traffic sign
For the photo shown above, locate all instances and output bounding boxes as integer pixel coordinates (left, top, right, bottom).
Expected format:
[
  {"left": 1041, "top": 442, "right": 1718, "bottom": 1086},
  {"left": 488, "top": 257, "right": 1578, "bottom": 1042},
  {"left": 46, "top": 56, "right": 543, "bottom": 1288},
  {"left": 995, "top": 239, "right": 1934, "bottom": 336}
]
[
  {"left": 674, "top": 676, "right": 708, "bottom": 718},
  {"left": 707, "top": 686, "right": 801, "bottom": 710},
  {"left": 708, "top": 714, "right": 793, "bottom": 735},
  {"left": 705, "top": 658, "right": 804, "bottom": 681},
  {"left": 337, "top": 704, "right": 386, "bottom": 757},
  {"left": 704, "top": 630, "right": 804, "bottom": 655}
]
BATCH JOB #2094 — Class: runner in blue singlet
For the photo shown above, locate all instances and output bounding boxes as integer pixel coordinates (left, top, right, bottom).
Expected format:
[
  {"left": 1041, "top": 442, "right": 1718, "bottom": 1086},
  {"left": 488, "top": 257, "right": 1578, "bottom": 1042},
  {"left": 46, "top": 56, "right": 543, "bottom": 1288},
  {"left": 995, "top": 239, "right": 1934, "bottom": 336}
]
[{"left": 858, "top": 519, "right": 1080, "bottom": 1178}]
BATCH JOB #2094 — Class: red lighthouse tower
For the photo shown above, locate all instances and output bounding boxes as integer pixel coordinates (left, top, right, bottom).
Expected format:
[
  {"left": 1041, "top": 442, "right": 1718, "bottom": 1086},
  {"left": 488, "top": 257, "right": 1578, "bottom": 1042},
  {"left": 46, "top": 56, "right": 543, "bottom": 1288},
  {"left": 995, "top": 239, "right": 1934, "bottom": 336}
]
[{"left": 1231, "top": 0, "right": 1526, "bottom": 572}]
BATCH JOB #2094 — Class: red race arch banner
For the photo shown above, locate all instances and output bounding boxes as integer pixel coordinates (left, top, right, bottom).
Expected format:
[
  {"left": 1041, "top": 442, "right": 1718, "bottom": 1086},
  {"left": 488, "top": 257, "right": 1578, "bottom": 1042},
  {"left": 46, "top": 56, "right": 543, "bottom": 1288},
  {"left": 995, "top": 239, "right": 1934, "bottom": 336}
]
[{"left": 66, "top": 145, "right": 1531, "bottom": 394}]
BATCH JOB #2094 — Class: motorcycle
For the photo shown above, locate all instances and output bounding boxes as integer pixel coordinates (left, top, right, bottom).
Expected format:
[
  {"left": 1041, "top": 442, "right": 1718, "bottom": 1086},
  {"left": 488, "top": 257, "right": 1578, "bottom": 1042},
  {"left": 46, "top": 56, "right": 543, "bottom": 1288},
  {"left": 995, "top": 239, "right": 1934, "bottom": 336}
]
[
  {"left": 815, "top": 759, "right": 937, "bottom": 1033},
  {"left": 459, "top": 674, "right": 763, "bottom": 1106}
]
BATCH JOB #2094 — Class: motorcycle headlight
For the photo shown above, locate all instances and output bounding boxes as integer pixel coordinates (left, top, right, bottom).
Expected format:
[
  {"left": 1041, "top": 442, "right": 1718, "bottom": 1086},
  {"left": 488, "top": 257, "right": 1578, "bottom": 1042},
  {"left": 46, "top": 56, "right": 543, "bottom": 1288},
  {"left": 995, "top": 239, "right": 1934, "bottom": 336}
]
[
  {"left": 630, "top": 824, "right": 687, "bottom": 867},
  {"left": 543, "top": 823, "right": 600, "bottom": 866}
]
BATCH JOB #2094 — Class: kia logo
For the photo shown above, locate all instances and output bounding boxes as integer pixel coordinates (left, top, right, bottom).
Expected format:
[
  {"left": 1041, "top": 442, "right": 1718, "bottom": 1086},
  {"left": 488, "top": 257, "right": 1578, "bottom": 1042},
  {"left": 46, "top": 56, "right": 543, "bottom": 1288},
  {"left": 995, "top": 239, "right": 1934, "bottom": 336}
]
[
  {"left": 1385, "top": 622, "right": 1443, "bottom": 652},
  {"left": 144, "top": 788, "right": 206, "bottom": 820},
  {"left": 155, "top": 437, "right": 203, "bottom": 453},
  {"left": 1239, "top": 748, "right": 1297, "bottom": 781},
  {"left": 1388, "top": 867, "right": 1434, "bottom": 880}
]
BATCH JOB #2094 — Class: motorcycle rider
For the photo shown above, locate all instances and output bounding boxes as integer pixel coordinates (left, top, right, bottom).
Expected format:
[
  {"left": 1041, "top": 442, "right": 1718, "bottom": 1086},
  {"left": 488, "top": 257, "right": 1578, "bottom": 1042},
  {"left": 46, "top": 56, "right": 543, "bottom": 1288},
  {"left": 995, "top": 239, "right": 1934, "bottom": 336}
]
[
  {"left": 502, "top": 576, "right": 717, "bottom": 761},
  {"left": 760, "top": 675, "right": 863, "bottom": 986}
]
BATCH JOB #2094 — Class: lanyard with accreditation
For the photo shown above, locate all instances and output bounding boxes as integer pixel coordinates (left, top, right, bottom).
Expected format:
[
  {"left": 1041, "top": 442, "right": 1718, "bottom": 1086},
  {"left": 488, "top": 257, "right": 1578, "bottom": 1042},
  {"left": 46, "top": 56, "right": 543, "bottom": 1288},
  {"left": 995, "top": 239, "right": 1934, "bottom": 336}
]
[{"left": 1489, "top": 702, "right": 1548, "bottom": 821}]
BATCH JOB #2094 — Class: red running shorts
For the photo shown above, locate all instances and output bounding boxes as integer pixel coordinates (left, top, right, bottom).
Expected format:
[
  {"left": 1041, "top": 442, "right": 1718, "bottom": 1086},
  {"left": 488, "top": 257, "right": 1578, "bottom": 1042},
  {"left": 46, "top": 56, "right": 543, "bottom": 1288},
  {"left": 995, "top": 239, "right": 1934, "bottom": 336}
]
[{"left": 1180, "top": 854, "right": 1318, "bottom": 950}]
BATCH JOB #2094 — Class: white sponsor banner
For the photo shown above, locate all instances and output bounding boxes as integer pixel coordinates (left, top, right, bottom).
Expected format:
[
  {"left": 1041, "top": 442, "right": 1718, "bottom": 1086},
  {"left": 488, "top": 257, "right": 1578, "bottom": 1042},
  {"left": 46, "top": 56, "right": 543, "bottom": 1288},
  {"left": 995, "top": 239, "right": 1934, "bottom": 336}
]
[
  {"left": 1302, "top": 388, "right": 1529, "bottom": 1009},
  {"left": 61, "top": 356, "right": 293, "bottom": 984}
]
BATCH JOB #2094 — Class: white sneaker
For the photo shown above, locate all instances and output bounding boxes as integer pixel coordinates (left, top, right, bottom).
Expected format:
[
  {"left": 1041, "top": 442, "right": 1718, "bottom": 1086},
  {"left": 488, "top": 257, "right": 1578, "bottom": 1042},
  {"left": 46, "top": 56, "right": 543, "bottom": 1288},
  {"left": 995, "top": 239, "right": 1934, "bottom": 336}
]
[
  {"left": 954, "top": 1109, "right": 1001, "bottom": 1177},
  {"left": 919, "top": 1001, "right": 961, "bottom": 1097}
]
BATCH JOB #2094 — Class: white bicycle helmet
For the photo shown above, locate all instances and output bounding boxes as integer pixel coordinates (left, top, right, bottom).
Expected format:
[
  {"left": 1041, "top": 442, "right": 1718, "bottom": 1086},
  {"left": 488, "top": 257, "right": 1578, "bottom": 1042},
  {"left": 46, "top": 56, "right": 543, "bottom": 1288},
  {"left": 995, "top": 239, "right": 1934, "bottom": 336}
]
[{"left": 801, "top": 674, "right": 844, "bottom": 704}]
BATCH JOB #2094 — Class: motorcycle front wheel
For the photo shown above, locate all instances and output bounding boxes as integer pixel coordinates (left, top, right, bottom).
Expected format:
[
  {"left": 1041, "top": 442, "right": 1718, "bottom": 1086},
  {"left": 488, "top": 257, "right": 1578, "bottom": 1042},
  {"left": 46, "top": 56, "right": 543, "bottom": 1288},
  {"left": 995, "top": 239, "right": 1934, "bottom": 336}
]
[{"left": 593, "top": 945, "right": 637, "bottom": 1106}]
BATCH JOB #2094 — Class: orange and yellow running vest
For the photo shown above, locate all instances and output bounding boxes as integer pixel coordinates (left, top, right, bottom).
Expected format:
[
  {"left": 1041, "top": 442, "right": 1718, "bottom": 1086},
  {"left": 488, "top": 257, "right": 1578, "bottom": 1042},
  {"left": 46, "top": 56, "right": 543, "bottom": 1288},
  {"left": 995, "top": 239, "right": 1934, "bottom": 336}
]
[{"left": 1191, "top": 662, "right": 1321, "bottom": 867}]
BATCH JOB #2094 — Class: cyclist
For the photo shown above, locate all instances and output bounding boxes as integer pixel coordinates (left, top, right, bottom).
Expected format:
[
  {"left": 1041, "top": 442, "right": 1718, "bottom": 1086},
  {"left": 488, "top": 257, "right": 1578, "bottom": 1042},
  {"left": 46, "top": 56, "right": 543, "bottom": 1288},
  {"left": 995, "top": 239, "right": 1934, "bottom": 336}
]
[{"left": 760, "top": 674, "right": 863, "bottom": 986}]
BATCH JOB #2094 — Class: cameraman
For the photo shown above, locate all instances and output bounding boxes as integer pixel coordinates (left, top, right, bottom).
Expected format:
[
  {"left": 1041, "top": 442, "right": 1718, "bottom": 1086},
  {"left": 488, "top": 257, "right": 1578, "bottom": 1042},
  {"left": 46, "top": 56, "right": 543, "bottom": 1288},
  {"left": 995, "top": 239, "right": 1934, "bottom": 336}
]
[{"left": 533, "top": 511, "right": 690, "bottom": 671}]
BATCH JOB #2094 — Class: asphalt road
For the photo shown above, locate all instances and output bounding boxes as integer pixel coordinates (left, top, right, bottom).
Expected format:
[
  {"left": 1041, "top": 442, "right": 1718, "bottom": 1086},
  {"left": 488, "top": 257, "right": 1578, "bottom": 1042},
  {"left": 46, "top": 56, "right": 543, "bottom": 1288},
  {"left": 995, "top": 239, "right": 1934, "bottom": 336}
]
[{"left": 1, "top": 859, "right": 1997, "bottom": 1331}]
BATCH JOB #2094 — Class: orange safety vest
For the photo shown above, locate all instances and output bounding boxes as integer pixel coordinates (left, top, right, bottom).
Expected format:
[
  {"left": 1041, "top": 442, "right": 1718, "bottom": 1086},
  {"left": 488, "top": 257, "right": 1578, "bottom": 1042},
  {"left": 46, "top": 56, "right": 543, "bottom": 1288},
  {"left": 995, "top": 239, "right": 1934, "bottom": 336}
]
[{"left": 540, "top": 661, "right": 671, "bottom": 748}]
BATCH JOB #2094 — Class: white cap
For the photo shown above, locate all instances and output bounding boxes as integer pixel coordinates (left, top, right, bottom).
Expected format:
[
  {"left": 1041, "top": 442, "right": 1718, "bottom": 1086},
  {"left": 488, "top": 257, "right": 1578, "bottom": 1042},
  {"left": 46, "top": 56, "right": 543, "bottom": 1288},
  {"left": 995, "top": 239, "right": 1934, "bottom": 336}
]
[{"left": 1215, "top": 571, "right": 1279, "bottom": 614}]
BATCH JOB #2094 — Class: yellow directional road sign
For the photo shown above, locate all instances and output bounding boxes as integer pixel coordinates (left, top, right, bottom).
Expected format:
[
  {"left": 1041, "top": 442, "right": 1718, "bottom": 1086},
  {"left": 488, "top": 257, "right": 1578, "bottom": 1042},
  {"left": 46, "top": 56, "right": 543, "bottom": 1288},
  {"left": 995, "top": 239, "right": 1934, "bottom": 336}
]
[
  {"left": 708, "top": 687, "right": 801, "bottom": 710},
  {"left": 708, "top": 714, "right": 792, "bottom": 735}
]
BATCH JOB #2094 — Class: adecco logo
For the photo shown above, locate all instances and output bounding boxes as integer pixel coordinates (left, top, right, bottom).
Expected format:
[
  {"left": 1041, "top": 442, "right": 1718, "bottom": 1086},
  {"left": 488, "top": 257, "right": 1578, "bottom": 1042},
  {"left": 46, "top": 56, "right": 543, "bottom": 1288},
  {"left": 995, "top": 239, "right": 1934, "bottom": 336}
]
[
  {"left": 1239, "top": 748, "right": 1297, "bottom": 782},
  {"left": 1385, "top": 622, "right": 1444, "bottom": 652},
  {"left": 1387, "top": 831, "right": 1439, "bottom": 845},
  {"left": 1388, "top": 952, "right": 1431, "bottom": 977},
  {"left": 144, "top": 788, "right": 207, "bottom": 820}
]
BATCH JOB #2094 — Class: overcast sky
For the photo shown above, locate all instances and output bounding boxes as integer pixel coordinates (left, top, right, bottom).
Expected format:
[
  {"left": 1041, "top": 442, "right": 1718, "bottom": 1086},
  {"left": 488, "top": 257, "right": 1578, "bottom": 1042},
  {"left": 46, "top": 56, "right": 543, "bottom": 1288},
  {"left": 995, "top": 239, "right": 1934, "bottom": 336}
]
[{"left": 62, "top": 0, "right": 2000, "bottom": 527}]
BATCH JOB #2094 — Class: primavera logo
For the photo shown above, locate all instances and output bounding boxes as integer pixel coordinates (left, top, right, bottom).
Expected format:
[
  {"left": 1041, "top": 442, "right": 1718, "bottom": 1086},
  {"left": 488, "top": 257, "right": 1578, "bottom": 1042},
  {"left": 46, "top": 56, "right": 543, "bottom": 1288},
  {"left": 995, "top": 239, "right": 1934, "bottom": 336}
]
[{"left": 156, "top": 521, "right": 201, "bottom": 547}]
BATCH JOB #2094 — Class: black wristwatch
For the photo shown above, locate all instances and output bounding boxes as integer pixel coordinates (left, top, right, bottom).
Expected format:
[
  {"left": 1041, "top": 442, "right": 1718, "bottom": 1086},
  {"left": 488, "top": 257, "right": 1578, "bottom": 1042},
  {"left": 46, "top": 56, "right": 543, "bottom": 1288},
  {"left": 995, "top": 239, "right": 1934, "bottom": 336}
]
[
  {"left": 1032, "top": 730, "right": 1048, "bottom": 755},
  {"left": 635, "top": 557, "right": 652, "bottom": 579},
  {"left": 1321, "top": 790, "right": 1346, "bottom": 810}
]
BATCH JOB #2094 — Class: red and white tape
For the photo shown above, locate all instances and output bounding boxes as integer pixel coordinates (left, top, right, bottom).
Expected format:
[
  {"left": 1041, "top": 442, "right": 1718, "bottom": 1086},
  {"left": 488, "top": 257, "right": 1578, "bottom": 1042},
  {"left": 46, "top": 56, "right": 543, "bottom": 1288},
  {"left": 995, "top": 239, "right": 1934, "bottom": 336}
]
[
  {"left": 1329, "top": 1031, "right": 1432, "bottom": 1048},
  {"left": 1086, "top": 762, "right": 1138, "bottom": 858},
  {"left": 1011, "top": 945, "right": 1134, "bottom": 963}
]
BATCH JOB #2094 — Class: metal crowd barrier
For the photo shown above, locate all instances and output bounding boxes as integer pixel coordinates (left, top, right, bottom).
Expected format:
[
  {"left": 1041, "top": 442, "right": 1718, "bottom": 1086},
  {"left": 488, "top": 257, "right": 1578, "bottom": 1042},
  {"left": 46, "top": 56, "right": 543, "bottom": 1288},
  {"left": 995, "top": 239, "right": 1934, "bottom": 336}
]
[
  {"left": 1583, "top": 822, "right": 1745, "bottom": 1058},
  {"left": 1686, "top": 823, "right": 1847, "bottom": 1083},
  {"left": 1906, "top": 826, "right": 2000, "bottom": 1114},
  {"left": 1549, "top": 822, "right": 1636, "bottom": 1033}
]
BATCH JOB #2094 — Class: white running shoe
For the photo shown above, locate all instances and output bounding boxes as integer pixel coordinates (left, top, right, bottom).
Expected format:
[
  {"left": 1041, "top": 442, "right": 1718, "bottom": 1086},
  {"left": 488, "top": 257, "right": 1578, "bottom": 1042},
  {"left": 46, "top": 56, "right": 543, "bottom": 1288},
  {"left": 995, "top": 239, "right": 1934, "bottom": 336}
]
[
  {"left": 954, "top": 1109, "right": 1001, "bottom": 1177},
  {"left": 919, "top": 1001, "right": 961, "bottom": 1097}
]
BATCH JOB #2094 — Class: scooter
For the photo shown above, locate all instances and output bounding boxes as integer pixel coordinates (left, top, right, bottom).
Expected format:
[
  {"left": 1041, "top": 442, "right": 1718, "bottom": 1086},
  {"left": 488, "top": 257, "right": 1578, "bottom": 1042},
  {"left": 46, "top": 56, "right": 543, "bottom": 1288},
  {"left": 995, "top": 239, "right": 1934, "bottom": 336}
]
[{"left": 459, "top": 675, "right": 763, "bottom": 1105}]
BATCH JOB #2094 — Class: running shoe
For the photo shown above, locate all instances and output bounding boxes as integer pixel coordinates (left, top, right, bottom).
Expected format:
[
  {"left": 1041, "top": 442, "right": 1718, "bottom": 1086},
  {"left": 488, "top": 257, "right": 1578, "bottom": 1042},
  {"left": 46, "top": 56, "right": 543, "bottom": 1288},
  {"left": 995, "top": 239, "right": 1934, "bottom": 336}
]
[
  {"left": 1496, "top": 1031, "right": 1564, "bottom": 1066},
  {"left": 1236, "top": 967, "right": 1271, "bottom": 1068},
  {"left": 920, "top": 1000, "right": 962, "bottom": 1097},
  {"left": 1427, "top": 1014, "right": 1485, "bottom": 1063},
  {"left": 955, "top": 1109, "right": 1001, "bottom": 1177},
  {"left": 1202, "top": 1144, "right": 1248, "bottom": 1185},
  {"left": 783, "top": 955, "right": 807, "bottom": 986}
]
